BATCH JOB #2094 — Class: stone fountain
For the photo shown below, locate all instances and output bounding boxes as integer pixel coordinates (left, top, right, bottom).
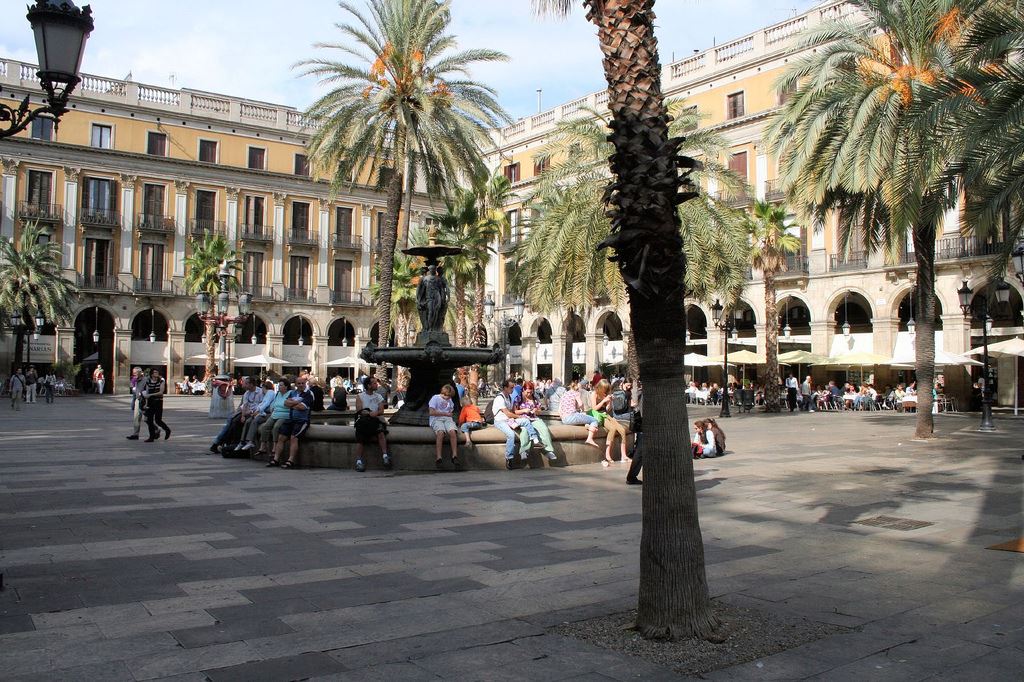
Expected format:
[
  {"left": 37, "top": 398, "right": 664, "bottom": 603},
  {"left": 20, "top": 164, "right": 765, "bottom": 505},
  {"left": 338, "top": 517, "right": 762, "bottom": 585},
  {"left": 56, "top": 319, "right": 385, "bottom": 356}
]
[{"left": 360, "top": 240, "right": 502, "bottom": 426}]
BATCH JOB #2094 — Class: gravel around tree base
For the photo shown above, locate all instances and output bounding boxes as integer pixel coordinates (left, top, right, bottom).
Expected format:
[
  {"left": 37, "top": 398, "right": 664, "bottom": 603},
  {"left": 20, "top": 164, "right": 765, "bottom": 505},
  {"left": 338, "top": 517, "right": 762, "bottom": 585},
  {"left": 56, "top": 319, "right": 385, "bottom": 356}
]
[{"left": 552, "top": 600, "right": 849, "bottom": 677}]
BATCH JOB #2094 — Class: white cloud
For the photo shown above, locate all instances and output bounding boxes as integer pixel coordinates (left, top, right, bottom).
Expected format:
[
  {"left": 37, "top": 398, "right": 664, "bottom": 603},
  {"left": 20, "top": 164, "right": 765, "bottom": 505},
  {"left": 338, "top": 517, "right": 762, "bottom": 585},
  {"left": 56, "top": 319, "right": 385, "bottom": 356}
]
[{"left": 0, "top": 0, "right": 821, "bottom": 118}]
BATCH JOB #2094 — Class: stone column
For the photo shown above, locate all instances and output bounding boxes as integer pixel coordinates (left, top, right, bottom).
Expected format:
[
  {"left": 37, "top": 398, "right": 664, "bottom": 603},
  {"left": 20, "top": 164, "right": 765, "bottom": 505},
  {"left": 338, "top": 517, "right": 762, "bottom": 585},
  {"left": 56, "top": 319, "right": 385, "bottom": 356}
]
[
  {"left": 360, "top": 204, "right": 373, "bottom": 291},
  {"left": 272, "top": 192, "right": 286, "bottom": 291},
  {"left": 586, "top": 332, "right": 602, "bottom": 373},
  {"left": 317, "top": 198, "right": 330, "bottom": 303},
  {"left": 62, "top": 166, "right": 80, "bottom": 271},
  {"left": 267, "top": 333, "right": 284, "bottom": 372},
  {"left": 809, "top": 321, "right": 831, "bottom": 384},
  {"left": 173, "top": 180, "right": 189, "bottom": 280},
  {"left": 114, "top": 328, "right": 132, "bottom": 395},
  {"left": 168, "top": 331, "right": 185, "bottom": 385},
  {"left": 754, "top": 322, "right": 766, "bottom": 357},
  {"left": 521, "top": 336, "right": 535, "bottom": 381},
  {"left": 225, "top": 187, "right": 240, "bottom": 243},
  {"left": 551, "top": 332, "right": 567, "bottom": 383},
  {"left": 119, "top": 174, "right": 137, "bottom": 283},
  {"left": 55, "top": 325, "right": 74, "bottom": 365},
  {"left": 1, "top": 158, "right": 19, "bottom": 239},
  {"left": 872, "top": 318, "right": 898, "bottom": 358}
]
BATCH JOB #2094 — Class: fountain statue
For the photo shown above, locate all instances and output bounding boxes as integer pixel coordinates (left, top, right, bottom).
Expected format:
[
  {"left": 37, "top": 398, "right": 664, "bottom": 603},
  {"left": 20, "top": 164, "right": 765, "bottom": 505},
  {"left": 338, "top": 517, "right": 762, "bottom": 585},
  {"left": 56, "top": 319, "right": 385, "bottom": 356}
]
[{"left": 360, "top": 236, "right": 502, "bottom": 426}]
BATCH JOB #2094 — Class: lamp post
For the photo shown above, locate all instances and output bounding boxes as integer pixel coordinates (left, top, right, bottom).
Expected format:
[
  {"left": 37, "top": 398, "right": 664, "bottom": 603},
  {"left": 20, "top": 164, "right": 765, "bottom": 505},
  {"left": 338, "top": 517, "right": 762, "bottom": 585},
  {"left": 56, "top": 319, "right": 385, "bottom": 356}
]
[
  {"left": 711, "top": 299, "right": 740, "bottom": 418},
  {"left": 484, "top": 294, "right": 524, "bottom": 382},
  {"left": 195, "top": 261, "right": 251, "bottom": 375},
  {"left": 958, "top": 279, "right": 1009, "bottom": 432},
  {"left": 0, "top": 1, "right": 94, "bottom": 138}
]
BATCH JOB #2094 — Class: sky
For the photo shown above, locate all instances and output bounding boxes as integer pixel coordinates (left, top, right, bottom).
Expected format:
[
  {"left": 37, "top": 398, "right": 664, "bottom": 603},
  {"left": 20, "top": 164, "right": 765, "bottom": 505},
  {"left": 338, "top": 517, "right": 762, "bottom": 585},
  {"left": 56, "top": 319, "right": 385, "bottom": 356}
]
[{"left": 1, "top": 0, "right": 822, "bottom": 120}]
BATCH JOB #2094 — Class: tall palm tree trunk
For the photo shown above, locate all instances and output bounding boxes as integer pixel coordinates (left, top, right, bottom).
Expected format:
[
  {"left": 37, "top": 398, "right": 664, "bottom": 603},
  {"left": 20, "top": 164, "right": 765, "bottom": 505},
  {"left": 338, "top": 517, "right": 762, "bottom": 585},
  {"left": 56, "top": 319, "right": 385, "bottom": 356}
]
[
  {"left": 375, "top": 160, "right": 406, "bottom": 381},
  {"left": 453, "top": 282, "right": 467, "bottom": 345},
  {"left": 763, "top": 274, "right": 781, "bottom": 412},
  {"left": 913, "top": 226, "right": 937, "bottom": 439},
  {"left": 472, "top": 279, "right": 486, "bottom": 346},
  {"left": 588, "top": 0, "right": 715, "bottom": 639},
  {"left": 626, "top": 329, "right": 640, "bottom": 382},
  {"left": 205, "top": 321, "right": 218, "bottom": 377}
]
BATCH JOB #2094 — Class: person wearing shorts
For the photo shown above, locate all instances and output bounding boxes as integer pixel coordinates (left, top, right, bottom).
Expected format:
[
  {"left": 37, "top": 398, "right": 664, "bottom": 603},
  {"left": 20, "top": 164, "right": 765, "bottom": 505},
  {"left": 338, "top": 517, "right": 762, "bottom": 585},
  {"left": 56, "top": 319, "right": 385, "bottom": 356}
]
[
  {"left": 270, "top": 376, "right": 313, "bottom": 469},
  {"left": 457, "top": 395, "right": 486, "bottom": 446},
  {"left": 353, "top": 376, "right": 392, "bottom": 472},
  {"left": 429, "top": 384, "right": 460, "bottom": 468}
]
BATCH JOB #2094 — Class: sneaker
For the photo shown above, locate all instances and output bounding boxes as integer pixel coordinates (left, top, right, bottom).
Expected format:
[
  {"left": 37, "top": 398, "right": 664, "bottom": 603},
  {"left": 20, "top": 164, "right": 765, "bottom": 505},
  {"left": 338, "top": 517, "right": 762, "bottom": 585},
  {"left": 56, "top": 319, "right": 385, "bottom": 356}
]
[
  {"left": 531, "top": 436, "right": 541, "bottom": 446},
  {"left": 355, "top": 459, "right": 366, "bottom": 473},
  {"left": 382, "top": 453, "right": 393, "bottom": 469},
  {"left": 126, "top": 434, "right": 139, "bottom": 440},
  {"left": 626, "top": 478, "right": 642, "bottom": 486},
  {"left": 505, "top": 458, "right": 515, "bottom": 470},
  {"left": 602, "top": 461, "right": 610, "bottom": 468},
  {"left": 209, "top": 443, "right": 219, "bottom": 454},
  {"left": 545, "top": 450, "right": 557, "bottom": 461}
]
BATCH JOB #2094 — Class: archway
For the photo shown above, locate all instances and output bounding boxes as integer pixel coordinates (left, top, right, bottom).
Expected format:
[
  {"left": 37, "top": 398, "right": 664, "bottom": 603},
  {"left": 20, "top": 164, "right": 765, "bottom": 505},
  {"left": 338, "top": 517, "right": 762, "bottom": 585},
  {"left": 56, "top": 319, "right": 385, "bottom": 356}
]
[
  {"left": 73, "top": 306, "right": 115, "bottom": 393},
  {"left": 184, "top": 313, "right": 205, "bottom": 343},
  {"left": 896, "top": 289, "right": 944, "bottom": 332},
  {"left": 131, "top": 309, "right": 169, "bottom": 342},
  {"left": 368, "top": 322, "right": 397, "bottom": 347},
  {"left": 967, "top": 281, "right": 1024, "bottom": 405},
  {"left": 235, "top": 314, "right": 269, "bottom": 345},
  {"left": 778, "top": 295, "right": 812, "bottom": 349},
  {"left": 283, "top": 316, "right": 313, "bottom": 346},
  {"left": 327, "top": 317, "right": 356, "bottom": 347},
  {"left": 507, "top": 322, "right": 522, "bottom": 376},
  {"left": 832, "top": 291, "right": 873, "bottom": 336},
  {"left": 685, "top": 304, "right": 708, "bottom": 349},
  {"left": 598, "top": 311, "right": 625, "bottom": 369}
]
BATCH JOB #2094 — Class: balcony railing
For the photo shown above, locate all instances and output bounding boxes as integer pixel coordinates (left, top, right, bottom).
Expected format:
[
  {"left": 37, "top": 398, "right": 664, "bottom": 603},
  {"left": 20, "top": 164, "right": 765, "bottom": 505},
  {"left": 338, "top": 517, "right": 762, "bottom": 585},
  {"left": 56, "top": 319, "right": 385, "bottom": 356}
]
[
  {"left": 240, "top": 224, "right": 272, "bottom": 242},
  {"left": 372, "top": 239, "right": 385, "bottom": 254},
  {"left": 330, "top": 290, "right": 366, "bottom": 305},
  {"left": 331, "top": 233, "right": 362, "bottom": 250},
  {"left": 284, "top": 287, "right": 314, "bottom": 302},
  {"left": 499, "top": 235, "right": 525, "bottom": 252},
  {"left": 724, "top": 191, "right": 752, "bottom": 208},
  {"left": 779, "top": 252, "right": 809, "bottom": 275},
  {"left": 78, "top": 274, "right": 121, "bottom": 291},
  {"left": 829, "top": 252, "right": 868, "bottom": 272},
  {"left": 133, "top": 278, "right": 175, "bottom": 295},
  {"left": 764, "top": 179, "right": 785, "bottom": 203},
  {"left": 80, "top": 207, "right": 120, "bottom": 228},
  {"left": 190, "top": 218, "right": 226, "bottom": 236},
  {"left": 287, "top": 228, "right": 318, "bottom": 245},
  {"left": 136, "top": 213, "right": 175, "bottom": 233},
  {"left": 19, "top": 201, "right": 62, "bottom": 222},
  {"left": 936, "top": 237, "right": 1004, "bottom": 261},
  {"left": 244, "top": 285, "right": 274, "bottom": 301}
]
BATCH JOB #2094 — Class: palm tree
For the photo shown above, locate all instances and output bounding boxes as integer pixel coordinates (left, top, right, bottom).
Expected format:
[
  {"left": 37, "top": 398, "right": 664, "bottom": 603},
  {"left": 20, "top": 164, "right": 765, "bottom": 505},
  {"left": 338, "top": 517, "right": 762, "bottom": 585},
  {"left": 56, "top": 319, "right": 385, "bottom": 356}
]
[
  {"left": 768, "top": 0, "right": 979, "bottom": 439},
  {"left": 370, "top": 253, "right": 419, "bottom": 346},
  {"left": 469, "top": 172, "right": 512, "bottom": 348},
  {"left": 183, "top": 235, "right": 239, "bottom": 376},
  {"left": 297, "top": 0, "right": 510, "bottom": 365},
  {"left": 533, "top": 0, "right": 718, "bottom": 640},
  {"left": 746, "top": 200, "right": 801, "bottom": 412},
  {"left": 431, "top": 188, "right": 479, "bottom": 346},
  {"left": 0, "top": 222, "right": 77, "bottom": 365}
]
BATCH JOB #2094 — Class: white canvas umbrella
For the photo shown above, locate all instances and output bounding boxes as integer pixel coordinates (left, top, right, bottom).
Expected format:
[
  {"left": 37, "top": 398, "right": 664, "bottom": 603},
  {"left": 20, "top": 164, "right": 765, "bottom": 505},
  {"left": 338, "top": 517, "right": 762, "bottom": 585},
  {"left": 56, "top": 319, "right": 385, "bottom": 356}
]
[
  {"left": 325, "top": 356, "right": 363, "bottom": 367},
  {"left": 967, "top": 337, "right": 1024, "bottom": 415},
  {"left": 885, "top": 349, "right": 982, "bottom": 368},
  {"left": 683, "top": 352, "right": 717, "bottom": 367},
  {"left": 234, "top": 352, "right": 287, "bottom": 367}
]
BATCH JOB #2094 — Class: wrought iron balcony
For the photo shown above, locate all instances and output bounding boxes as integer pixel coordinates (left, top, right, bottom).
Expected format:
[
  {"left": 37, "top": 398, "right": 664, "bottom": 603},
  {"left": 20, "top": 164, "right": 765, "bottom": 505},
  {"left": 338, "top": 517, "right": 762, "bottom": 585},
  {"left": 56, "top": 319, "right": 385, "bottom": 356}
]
[
  {"left": 936, "top": 237, "right": 1004, "bottom": 261},
  {"left": 764, "top": 179, "right": 785, "bottom": 203},
  {"left": 499, "top": 234, "right": 525, "bottom": 252},
  {"left": 18, "top": 201, "right": 62, "bottom": 222},
  {"left": 240, "top": 224, "right": 272, "bottom": 242},
  {"left": 332, "top": 233, "right": 362, "bottom": 250},
  {"left": 244, "top": 285, "right": 274, "bottom": 301},
  {"left": 287, "top": 228, "right": 318, "bottom": 246},
  {"left": 778, "top": 252, "right": 809, "bottom": 276},
  {"left": 190, "top": 218, "right": 226, "bottom": 236},
  {"left": 133, "top": 278, "right": 175, "bottom": 295},
  {"left": 78, "top": 274, "right": 122, "bottom": 292},
  {"left": 284, "top": 287, "right": 314, "bottom": 302},
  {"left": 80, "top": 207, "right": 120, "bottom": 228},
  {"left": 136, "top": 213, "right": 175, "bottom": 233},
  {"left": 330, "top": 290, "right": 366, "bottom": 305},
  {"left": 829, "top": 252, "right": 868, "bottom": 272}
]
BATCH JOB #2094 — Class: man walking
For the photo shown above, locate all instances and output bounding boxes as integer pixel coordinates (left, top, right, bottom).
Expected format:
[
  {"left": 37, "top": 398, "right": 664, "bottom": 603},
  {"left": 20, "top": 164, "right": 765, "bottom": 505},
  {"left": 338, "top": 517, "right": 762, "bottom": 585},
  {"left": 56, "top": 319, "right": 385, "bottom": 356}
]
[
  {"left": 8, "top": 367, "right": 25, "bottom": 411},
  {"left": 24, "top": 366, "right": 37, "bottom": 404},
  {"left": 141, "top": 369, "right": 171, "bottom": 442},
  {"left": 801, "top": 375, "right": 813, "bottom": 412},
  {"left": 93, "top": 364, "right": 106, "bottom": 395},
  {"left": 43, "top": 369, "right": 56, "bottom": 403},
  {"left": 785, "top": 373, "right": 799, "bottom": 412},
  {"left": 126, "top": 368, "right": 146, "bottom": 440}
]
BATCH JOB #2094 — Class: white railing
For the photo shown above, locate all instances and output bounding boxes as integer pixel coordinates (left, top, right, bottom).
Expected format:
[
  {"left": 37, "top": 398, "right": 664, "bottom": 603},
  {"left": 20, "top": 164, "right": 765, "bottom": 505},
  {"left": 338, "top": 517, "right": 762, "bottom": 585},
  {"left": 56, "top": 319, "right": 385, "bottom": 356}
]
[
  {"left": 715, "top": 36, "right": 754, "bottom": 62},
  {"left": 670, "top": 53, "right": 707, "bottom": 80},
  {"left": 189, "top": 93, "right": 230, "bottom": 114},
  {"left": 241, "top": 102, "right": 277, "bottom": 122},
  {"left": 820, "top": 2, "right": 856, "bottom": 22},
  {"left": 504, "top": 120, "right": 526, "bottom": 137},
  {"left": 0, "top": 61, "right": 7, "bottom": 78},
  {"left": 19, "top": 64, "right": 33, "bottom": 81},
  {"left": 80, "top": 74, "right": 127, "bottom": 97},
  {"left": 560, "top": 97, "right": 588, "bottom": 117},
  {"left": 138, "top": 85, "right": 180, "bottom": 106},
  {"left": 765, "top": 16, "right": 807, "bottom": 46},
  {"left": 531, "top": 110, "right": 554, "bottom": 126},
  {"left": 595, "top": 90, "right": 609, "bottom": 106}
]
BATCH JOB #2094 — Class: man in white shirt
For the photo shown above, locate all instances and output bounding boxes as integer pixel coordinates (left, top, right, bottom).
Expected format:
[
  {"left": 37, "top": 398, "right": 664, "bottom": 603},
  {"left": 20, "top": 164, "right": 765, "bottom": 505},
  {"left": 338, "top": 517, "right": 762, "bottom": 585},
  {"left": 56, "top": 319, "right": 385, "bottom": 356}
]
[
  {"left": 491, "top": 379, "right": 524, "bottom": 469},
  {"left": 785, "top": 374, "right": 799, "bottom": 412}
]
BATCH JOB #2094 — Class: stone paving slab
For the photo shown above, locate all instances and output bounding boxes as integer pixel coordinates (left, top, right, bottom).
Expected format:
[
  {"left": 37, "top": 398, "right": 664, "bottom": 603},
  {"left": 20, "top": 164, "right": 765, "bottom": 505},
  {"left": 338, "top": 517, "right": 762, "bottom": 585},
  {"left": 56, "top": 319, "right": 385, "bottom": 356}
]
[{"left": 0, "top": 398, "right": 1022, "bottom": 679}]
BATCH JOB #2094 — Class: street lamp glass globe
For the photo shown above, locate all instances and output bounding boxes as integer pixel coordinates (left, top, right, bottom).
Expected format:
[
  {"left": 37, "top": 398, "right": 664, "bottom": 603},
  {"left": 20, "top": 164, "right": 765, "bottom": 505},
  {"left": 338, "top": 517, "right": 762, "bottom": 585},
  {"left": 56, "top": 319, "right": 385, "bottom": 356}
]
[
  {"left": 196, "top": 292, "right": 211, "bottom": 314},
  {"left": 251, "top": 334, "right": 257, "bottom": 345},
  {"left": 1014, "top": 244, "right": 1024, "bottom": 278},
  {"left": 730, "top": 327, "right": 738, "bottom": 341},
  {"left": 8, "top": 310, "right": 20, "bottom": 328},
  {"left": 783, "top": 323, "right": 792, "bottom": 339},
  {"left": 149, "top": 330, "right": 156, "bottom": 344},
  {"left": 907, "top": 317, "right": 916, "bottom": 335},
  {"left": 238, "top": 292, "right": 252, "bottom": 315},
  {"left": 483, "top": 294, "right": 495, "bottom": 321},
  {"left": 841, "top": 321, "right": 851, "bottom": 339},
  {"left": 513, "top": 297, "right": 525, "bottom": 321},
  {"left": 27, "top": 1, "right": 95, "bottom": 90},
  {"left": 34, "top": 312, "right": 45, "bottom": 329},
  {"left": 33, "top": 331, "right": 39, "bottom": 340},
  {"left": 710, "top": 299, "right": 723, "bottom": 324},
  {"left": 996, "top": 279, "right": 1011, "bottom": 305},
  {"left": 92, "top": 329, "right": 99, "bottom": 343},
  {"left": 957, "top": 279, "right": 973, "bottom": 314},
  {"left": 985, "top": 316, "right": 993, "bottom": 335},
  {"left": 298, "top": 337, "right": 305, "bottom": 346}
]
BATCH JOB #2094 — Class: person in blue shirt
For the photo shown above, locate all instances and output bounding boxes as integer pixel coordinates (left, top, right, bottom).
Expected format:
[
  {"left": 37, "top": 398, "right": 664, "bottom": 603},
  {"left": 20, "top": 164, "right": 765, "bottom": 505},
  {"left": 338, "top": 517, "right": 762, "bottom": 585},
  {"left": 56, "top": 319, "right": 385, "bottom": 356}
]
[{"left": 269, "top": 376, "right": 314, "bottom": 469}]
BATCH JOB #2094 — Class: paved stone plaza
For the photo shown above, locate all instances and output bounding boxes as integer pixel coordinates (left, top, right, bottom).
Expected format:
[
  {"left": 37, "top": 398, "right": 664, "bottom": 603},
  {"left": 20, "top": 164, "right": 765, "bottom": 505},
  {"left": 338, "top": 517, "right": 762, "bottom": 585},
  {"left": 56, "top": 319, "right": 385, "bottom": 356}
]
[{"left": 0, "top": 397, "right": 1021, "bottom": 681}]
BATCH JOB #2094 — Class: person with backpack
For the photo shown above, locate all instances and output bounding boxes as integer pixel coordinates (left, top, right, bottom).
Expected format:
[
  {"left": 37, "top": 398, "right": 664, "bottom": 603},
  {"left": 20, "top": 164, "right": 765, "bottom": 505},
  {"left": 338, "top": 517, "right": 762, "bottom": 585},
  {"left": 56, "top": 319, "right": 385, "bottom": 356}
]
[{"left": 8, "top": 367, "right": 25, "bottom": 411}]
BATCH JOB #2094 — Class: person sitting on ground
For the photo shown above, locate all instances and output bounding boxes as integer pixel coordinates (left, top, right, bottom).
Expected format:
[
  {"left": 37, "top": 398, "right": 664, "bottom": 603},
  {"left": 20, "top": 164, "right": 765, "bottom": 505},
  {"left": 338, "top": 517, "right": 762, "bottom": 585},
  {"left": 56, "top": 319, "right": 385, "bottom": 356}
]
[
  {"left": 701, "top": 419, "right": 719, "bottom": 458},
  {"left": 558, "top": 379, "right": 600, "bottom": 448},
  {"left": 260, "top": 378, "right": 292, "bottom": 460},
  {"left": 353, "top": 376, "right": 392, "bottom": 472},
  {"left": 691, "top": 420, "right": 705, "bottom": 458},
  {"left": 513, "top": 382, "right": 557, "bottom": 462},
  {"left": 269, "top": 375, "right": 313, "bottom": 469},
  {"left": 429, "top": 384, "right": 460, "bottom": 469},
  {"left": 457, "top": 395, "right": 486, "bottom": 446},
  {"left": 592, "top": 379, "right": 628, "bottom": 467},
  {"left": 706, "top": 417, "right": 726, "bottom": 455}
]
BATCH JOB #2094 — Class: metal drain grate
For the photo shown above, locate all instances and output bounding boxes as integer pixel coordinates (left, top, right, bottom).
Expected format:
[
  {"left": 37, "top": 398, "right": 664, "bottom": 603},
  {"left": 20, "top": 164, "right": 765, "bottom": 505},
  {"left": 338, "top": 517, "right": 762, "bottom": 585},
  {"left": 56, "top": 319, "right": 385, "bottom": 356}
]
[{"left": 856, "top": 515, "right": 934, "bottom": 531}]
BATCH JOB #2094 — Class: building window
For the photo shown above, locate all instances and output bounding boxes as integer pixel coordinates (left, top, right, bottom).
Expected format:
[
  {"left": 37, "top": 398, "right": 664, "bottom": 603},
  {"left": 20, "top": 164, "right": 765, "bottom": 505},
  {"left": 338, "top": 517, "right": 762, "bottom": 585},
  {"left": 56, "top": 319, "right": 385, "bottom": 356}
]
[
  {"left": 334, "top": 259, "right": 352, "bottom": 292},
  {"left": 291, "top": 201, "right": 310, "bottom": 232},
  {"left": 26, "top": 170, "right": 52, "bottom": 205},
  {"left": 243, "top": 251, "right": 264, "bottom": 289},
  {"left": 335, "top": 206, "right": 353, "bottom": 237},
  {"left": 533, "top": 156, "right": 550, "bottom": 176},
  {"left": 289, "top": 255, "right": 309, "bottom": 291},
  {"left": 294, "top": 154, "right": 309, "bottom": 176},
  {"left": 83, "top": 237, "right": 112, "bottom": 280},
  {"left": 375, "top": 211, "right": 386, "bottom": 244},
  {"left": 146, "top": 131, "right": 167, "bottom": 156},
  {"left": 30, "top": 118, "right": 53, "bottom": 141},
  {"left": 139, "top": 243, "right": 165, "bottom": 287},
  {"left": 82, "top": 177, "right": 116, "bottom": 212},
  {"left": 244, "top": 195, "right": 265, "bottom": 228},
  {"left": 247, "top": 147, "right": 266, "bottom": 170},
  {"left": 195, "top": 190, "right": 216, "bottom": 221},
  {"left": 503, "top": 162, "right": 520, "bottom": 184},
  {"left": 198, "top": 139, "right": 218, "bottom": 163},
  {"left": 90, "top": 124, "right": 112, "bottom": 149},
  {"left": 142, "top": 184, "right": 165, "bottom": 217},
  {"left": 726, "top": 92, "right": 745, "bottom": 119},
  {"left": 728, "top": 151, "right": 748, "bottom": 181}
]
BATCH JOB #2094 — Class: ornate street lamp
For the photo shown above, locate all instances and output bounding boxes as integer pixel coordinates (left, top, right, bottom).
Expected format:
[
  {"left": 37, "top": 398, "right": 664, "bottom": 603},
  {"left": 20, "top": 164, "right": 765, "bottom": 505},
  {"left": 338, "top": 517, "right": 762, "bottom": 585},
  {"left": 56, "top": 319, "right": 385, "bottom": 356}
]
[
  {"left": 1013, "top": 243, "right": 1024, "bottom": 287},
  {"left": 195, "top": 260, "right": 251, "bottom": 374},
  {"left": 841, "top": 293, "right": 851, "bottom": 339},
  {"left": 485, "top": 294, "right": 524, "bottom": 381},
  {"left": 782, "top": 299, "right": 792, "bottom": 340},
  {"left": 958, "top": 278, "right": 1005, "bottom": 432},
  {"left": 1, "top": 2, "right": 95, "bottom": 138},
  {"left": 711, "top": 299, "right": 734, "bottom": 418},
  {"left": 148, "top": 308, "right": 156, "bottom": 343}
]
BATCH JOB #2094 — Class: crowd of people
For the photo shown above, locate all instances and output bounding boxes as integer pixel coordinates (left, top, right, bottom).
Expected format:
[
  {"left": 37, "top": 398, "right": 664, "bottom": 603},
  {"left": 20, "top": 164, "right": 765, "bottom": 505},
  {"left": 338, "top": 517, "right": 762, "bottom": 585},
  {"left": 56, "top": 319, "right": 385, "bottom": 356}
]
[{"left": 2, "top": 365, "right": 59, "bottom": 409}]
